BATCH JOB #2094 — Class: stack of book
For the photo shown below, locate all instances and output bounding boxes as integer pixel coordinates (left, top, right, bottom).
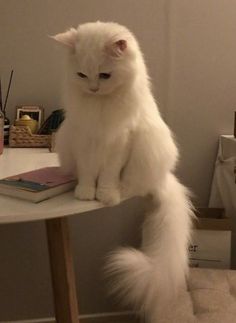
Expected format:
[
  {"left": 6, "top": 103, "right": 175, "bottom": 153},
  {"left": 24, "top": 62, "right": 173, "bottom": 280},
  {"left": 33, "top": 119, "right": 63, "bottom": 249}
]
[{"left": 0, "top": 167, "right": 76, "bottom": 203}]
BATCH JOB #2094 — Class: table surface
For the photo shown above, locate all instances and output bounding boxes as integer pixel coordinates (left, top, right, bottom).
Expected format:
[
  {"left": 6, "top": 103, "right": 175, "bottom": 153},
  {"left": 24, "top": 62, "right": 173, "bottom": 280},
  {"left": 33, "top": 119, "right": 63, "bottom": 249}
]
[{"left": 0, "top": 148, "right": 103, "bottom": 224}]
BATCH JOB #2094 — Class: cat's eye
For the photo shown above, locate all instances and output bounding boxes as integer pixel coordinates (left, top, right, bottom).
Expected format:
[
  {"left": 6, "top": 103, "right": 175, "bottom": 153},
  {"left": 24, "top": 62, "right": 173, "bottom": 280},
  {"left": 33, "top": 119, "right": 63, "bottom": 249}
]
[
  {"left": 77, "top": 72, "right": 87, "bottom": 78},
  {"left": 99, "top": 73, "right": 111, "bottom": 79}
]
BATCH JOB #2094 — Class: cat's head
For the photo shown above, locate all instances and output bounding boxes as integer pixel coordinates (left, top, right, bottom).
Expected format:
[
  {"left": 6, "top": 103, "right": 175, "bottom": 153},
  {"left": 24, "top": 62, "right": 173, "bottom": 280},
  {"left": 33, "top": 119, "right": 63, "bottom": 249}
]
[{"left": 52, "top": 22, "right": 140, "bottom": 96}]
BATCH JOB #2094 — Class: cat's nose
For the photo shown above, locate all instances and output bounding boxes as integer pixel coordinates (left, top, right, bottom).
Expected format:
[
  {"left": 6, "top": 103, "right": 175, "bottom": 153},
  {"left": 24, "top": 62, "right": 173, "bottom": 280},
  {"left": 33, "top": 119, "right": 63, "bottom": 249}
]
[{"left": 90, "top": 87, "right": 99, "bottom": 92}]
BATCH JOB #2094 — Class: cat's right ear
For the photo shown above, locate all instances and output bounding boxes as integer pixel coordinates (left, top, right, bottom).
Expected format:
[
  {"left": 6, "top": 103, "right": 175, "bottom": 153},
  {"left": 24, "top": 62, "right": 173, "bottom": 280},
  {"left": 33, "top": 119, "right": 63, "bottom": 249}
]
[
  {"left": 50, "top": 28, "right": 78, "bottom": 50},
  {"left": 105, "top": 39, "right": 127, "bottom": 58}
]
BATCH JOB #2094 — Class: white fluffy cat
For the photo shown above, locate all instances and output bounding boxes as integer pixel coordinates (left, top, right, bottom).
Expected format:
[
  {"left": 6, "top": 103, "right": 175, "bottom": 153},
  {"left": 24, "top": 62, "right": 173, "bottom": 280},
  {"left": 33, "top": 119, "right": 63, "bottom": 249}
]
[{"left": 53, "top": 21, "right": 193, "bottom": 321}]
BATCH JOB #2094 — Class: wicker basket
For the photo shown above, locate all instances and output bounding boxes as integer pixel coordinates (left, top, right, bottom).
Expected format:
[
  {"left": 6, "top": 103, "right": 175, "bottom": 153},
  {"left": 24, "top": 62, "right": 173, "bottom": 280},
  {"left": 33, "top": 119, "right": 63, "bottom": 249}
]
[{"left": 9, "top": 126, "right": 51, "bottom": 148}]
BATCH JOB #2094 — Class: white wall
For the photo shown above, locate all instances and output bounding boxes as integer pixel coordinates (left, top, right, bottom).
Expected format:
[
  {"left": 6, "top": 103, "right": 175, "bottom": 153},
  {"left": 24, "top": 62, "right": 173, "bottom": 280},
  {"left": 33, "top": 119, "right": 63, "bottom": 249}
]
[
  {"left": 166, "top": 0, "right": 236, "bottom": 205},
  {"left": 0, "top": 0, "right": 236, "bottom": 320},
  {"left": 0, "top": 0, "right": 169, "bottom": 120}
]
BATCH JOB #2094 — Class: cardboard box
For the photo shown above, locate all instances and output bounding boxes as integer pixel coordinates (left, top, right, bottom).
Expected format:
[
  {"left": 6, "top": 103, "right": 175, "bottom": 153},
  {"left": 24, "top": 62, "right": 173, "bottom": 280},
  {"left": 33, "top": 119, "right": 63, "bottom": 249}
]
[{"left": 189, "top": 208, "right": 231, "bottom": 269}]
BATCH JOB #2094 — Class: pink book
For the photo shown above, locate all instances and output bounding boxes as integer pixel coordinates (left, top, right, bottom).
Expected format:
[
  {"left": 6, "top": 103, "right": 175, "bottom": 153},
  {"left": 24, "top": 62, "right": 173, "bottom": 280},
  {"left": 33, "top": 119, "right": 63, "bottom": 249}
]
[{"left": 0, "top": 167, "right": 76, "bottom": 202}]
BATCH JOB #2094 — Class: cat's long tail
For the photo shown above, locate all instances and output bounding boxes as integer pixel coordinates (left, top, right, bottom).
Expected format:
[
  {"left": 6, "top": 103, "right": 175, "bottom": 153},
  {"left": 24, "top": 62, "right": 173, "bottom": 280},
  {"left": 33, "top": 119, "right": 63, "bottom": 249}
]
[{"left": 106, "top": 173, "right": 194, "bottom": 320}]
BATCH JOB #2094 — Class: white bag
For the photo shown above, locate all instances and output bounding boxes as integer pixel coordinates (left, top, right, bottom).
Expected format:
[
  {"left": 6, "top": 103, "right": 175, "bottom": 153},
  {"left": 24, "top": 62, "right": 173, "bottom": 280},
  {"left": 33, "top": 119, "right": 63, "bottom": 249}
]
[
  {"left": 209, "top": 135, "right": 236, "bottom": 217},
  {"left": 209, "top": 135, "right": 236, "bottom": 268}
]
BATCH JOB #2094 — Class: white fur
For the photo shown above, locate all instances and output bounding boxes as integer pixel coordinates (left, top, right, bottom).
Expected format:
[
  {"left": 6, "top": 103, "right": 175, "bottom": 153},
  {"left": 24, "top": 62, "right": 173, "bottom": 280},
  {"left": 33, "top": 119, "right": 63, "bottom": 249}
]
[{"left": 53, "top": 21, "right": 194, "bottom": 321}]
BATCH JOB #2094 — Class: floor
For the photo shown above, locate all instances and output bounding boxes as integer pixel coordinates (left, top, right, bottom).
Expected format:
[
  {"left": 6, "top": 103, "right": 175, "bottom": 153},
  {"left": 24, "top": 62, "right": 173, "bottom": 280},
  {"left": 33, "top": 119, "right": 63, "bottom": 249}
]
[
  {"left": 43, "top": 314, "right": 142, "bottom": 323},
  {"left": 81, "top": 316, "right": 141, "bottom": 323}
]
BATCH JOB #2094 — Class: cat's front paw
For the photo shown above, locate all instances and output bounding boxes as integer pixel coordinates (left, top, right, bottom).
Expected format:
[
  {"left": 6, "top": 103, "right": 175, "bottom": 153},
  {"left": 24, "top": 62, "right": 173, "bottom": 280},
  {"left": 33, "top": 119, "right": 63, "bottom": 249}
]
[
  {"left": 96, "top": 187, "right": 121, "bottom": 206},
  {"left": 74, "top": 184, "right": 96, "bottom": 201}
]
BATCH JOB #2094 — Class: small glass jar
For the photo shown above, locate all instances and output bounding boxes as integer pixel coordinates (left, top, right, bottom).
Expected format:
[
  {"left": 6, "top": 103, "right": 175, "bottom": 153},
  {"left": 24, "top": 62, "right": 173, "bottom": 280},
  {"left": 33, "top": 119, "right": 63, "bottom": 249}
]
[{"left": 0, "top": 110, "right": 4, "bottom": 155}]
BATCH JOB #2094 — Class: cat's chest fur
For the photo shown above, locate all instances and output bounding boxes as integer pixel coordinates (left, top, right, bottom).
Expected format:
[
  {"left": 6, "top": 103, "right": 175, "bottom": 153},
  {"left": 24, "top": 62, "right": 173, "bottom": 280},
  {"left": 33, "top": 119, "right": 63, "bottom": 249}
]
[
  {"left": 66, "top": 94, "right": 135, "bottom": 171},
  {"left": 68, "top": 90, "right": 137, "bottom": 140}
]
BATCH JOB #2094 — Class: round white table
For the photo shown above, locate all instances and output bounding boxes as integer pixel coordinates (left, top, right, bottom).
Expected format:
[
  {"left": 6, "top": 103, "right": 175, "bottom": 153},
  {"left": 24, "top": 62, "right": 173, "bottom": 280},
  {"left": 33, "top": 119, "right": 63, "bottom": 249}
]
[{"left": 0, "top": 148, "right": 104, "bottom": 323}]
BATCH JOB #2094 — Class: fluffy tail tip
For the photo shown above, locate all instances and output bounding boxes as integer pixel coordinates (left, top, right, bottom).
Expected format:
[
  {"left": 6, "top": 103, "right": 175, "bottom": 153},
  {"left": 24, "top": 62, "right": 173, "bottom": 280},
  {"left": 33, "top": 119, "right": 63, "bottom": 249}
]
[{"left": 105, "top": 248, "right": 152, "bottom": 309}]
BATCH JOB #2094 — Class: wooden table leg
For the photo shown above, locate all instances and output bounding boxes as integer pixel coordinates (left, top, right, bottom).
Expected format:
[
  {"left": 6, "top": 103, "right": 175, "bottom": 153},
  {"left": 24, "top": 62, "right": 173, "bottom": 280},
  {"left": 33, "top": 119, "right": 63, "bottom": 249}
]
[{"left": 46, "top": 217, "right": 79, "bottom": 323}]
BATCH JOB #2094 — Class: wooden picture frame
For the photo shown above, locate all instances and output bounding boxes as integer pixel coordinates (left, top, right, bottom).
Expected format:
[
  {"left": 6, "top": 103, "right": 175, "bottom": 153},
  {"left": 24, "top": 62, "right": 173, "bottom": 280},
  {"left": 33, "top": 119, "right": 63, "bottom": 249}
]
[{"left": 16, "top": 106, "right": 44, "bottom": 128}]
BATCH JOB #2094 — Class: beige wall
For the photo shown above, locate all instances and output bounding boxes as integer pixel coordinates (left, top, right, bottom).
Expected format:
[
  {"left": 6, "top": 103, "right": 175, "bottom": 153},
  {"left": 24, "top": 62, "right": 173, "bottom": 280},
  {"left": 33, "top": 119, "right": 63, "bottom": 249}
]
[
  {"left": 0, "top": 0, "right": 236, "bottom": 320},
  {"left": 166, "top": 0, "right": 236, "bottom": 205},
  {"left": 0, "top": 0, "right": 168, "bottom": 120}
]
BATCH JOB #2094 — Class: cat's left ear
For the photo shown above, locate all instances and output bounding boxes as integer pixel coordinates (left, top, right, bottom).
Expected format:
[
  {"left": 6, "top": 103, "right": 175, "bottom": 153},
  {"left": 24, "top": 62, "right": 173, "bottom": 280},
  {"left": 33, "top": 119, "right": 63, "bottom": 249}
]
[
  {"left": 106, "top": 39, "right": 127, "bottom": 58},
  {"left": 51, "top": 28, "right": 78, "bottom": 49}
]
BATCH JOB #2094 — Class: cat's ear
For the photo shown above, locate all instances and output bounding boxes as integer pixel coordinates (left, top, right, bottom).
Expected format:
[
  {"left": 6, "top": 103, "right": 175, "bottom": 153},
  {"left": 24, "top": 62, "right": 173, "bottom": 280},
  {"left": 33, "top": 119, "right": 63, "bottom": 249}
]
[
  {"left": 51, "top": 28, "right": 78, "bottom": 49},
  {"left": 106, "top": 39, "right": 127, "bottom": 58}
]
